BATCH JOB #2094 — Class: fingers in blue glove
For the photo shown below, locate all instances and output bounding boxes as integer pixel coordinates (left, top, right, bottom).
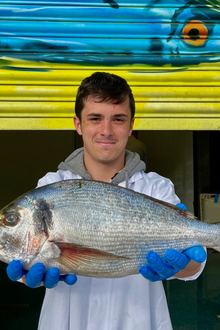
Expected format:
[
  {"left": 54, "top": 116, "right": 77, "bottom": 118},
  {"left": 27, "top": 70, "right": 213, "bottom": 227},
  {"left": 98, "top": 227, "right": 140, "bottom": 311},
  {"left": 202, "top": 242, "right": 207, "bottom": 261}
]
[
  {"left": 183, "top": 246, "right": 206, "bottom": 263},
  {"left": 139, "top": 251, "right": 178, "bottom": 281},
  {"left": 43, "top": 267, "right": 60, "bottom": 289},
  {"left": 139, "top": 264, "right": 164, "bottom": 282},
  {"left": 7, "top": 260, "right": 77, "bottom": 288},
  {"left": 43, "top": 268, "right": 77, "bottom": 288},
  {"left": 6, "top": 260, "right": 27, "bottom": 281},
  {"left": 146, "top": 251, "right": 178, "bottom": 278},
  {"left": 165, "top": 249, "right": 189, "bottom": 270},
  {"left": 60, "top": 274, "right": 77, "bottom": 286},
  {"left": 25, "top": 263, "right": 45, "bottom": 288}
]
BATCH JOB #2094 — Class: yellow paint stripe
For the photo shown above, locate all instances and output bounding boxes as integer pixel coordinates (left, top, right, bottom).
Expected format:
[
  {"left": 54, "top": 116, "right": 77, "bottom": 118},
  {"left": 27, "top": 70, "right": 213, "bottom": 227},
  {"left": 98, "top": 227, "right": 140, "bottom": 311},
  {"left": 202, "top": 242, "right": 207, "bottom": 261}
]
[
  {"left": 1, "top": 69, "right": 220, "bottom": 86},
  {"left": 1, "top": 118, "right": 220, "bottom": 130},
  {"left": 1, "top": 85, "right": 220, "bottom": 101},
  {"left": 0, "top": 102, "right": 74, "bottom": 115},
  {"left": 1, "top": 102, "right": 220, "bottom": 117},
  {"left": 134, "top": 118, "right": 220, "bottom": 130},
  {"left": 0, "top": 118, "right": 74, "bottom": 130},
  {"left": 140, "top": 102, "right": 220, "bottom": 116},
  {"left": 1, "top": 57, "right": 220, "bottom": 71}
]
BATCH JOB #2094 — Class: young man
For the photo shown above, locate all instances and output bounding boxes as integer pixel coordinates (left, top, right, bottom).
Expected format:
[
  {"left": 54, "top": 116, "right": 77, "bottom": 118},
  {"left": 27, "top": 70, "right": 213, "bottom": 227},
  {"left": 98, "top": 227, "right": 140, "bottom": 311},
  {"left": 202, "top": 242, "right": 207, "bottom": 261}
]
[{"left": 7, "top": 72, "right": 206, "bottom": 330}]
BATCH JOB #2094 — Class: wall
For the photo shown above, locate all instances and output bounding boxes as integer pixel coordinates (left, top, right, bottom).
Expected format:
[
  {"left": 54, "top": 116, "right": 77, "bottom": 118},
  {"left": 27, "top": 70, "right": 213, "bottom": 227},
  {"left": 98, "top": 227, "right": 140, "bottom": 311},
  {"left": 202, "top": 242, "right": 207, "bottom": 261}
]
[{"left": 138, "top": 131, "right": 194, "bottom": 213}]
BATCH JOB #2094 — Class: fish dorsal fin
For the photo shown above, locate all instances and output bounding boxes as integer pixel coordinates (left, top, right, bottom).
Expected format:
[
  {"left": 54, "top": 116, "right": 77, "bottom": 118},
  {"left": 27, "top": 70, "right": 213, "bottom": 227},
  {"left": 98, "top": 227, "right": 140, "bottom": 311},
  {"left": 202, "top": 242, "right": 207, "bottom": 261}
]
[{"left": 54, "top": 242, "right": 128, "bottom": 273}]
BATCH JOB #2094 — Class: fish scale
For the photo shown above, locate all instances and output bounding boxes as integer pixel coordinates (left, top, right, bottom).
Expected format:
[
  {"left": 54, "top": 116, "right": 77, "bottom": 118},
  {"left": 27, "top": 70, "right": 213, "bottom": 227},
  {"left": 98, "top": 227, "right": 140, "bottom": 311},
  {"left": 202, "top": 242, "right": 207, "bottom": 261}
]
[{"left": 0, "top": 179, "right": 220, "bottom": 278}]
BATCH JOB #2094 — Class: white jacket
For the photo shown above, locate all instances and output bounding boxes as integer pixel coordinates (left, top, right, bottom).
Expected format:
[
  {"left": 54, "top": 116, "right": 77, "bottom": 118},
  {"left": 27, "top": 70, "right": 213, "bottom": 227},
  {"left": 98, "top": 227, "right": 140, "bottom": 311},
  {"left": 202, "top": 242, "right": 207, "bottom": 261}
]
[{"left": 37, "top": 169, "right": 204, "bottom": 330}]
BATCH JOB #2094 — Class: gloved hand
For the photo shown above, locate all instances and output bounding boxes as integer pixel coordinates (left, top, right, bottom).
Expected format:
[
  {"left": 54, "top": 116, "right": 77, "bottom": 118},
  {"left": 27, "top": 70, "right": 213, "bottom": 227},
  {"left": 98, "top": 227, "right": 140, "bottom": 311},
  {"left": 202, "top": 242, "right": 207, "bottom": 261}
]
[
  {"left": 6, "top": 261, "right": 77, "bottom": 289},
  {"left": 139, "top": 246, "right": 206, "bottom": 282},
  {"left": 139, "top": 202, "right": 206, "bottom": 282}
]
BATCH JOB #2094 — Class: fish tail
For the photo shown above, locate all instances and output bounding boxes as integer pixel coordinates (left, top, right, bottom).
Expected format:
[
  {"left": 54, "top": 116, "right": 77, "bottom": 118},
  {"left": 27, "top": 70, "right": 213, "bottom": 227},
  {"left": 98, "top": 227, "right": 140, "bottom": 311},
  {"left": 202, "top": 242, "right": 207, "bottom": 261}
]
[{"left": 211, "top": 223, "right": 220, "bottom": 252}]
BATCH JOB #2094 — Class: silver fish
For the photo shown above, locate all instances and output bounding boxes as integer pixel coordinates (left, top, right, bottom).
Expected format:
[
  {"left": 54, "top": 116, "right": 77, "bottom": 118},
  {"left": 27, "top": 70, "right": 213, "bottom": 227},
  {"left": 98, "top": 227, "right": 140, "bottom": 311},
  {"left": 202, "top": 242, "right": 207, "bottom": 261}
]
[{"left": 0, "top": 180, "right": 219, "bottom": 278}]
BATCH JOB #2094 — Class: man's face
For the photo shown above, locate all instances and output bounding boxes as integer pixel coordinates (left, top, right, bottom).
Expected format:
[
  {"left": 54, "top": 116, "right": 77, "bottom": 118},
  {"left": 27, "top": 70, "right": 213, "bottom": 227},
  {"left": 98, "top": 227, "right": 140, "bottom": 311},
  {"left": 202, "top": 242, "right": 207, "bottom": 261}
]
[{"left": 74, "top": 96, "right": 134, "bottom": 167}]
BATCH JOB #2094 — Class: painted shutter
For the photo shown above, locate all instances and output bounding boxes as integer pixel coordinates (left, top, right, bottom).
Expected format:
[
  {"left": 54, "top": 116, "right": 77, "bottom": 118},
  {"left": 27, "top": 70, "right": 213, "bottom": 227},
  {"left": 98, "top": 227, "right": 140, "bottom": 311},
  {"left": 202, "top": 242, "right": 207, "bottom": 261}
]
[{"left": 0, "top": 0, "right": 220, "bottom": 130}]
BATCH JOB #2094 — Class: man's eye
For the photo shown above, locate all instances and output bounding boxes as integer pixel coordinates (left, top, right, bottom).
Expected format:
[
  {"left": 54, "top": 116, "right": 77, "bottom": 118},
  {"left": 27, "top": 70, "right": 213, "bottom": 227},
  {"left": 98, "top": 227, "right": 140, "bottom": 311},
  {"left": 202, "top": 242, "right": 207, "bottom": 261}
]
[
  {"left": 90, "top": 118, "right": 100, "bottom": 121},
  {"left": 114, "top": 118, "right": 124, "bottom": 122}
]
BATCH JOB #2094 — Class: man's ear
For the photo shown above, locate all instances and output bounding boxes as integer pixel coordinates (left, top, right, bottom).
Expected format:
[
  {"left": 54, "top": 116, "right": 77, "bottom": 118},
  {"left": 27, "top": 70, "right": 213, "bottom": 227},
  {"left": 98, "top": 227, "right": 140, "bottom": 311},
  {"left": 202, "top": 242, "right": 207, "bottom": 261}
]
[
  {"left": 128, "top": 118, "right": 135, "bottom": 136},
  {"left": 74, "top": 116, "right": 82, "bottom": 135}
]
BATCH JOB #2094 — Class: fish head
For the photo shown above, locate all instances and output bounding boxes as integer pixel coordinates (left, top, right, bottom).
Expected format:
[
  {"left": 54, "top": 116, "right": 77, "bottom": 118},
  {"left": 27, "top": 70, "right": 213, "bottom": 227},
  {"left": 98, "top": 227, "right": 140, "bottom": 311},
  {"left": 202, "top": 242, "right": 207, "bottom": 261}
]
[{"left": 0, "top": 194, "right": 47, "bottom": 268}]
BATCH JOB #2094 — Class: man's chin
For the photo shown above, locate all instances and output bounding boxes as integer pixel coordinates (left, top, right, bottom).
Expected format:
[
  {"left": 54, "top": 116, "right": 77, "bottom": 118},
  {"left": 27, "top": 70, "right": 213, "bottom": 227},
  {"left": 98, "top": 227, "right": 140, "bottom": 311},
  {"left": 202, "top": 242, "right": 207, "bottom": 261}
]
[
  {"left": 98, "top": 157, "right": 114, "bottom": 165},
  {"left": 96, "top": 153, "right": 119, "bottom": 165}
]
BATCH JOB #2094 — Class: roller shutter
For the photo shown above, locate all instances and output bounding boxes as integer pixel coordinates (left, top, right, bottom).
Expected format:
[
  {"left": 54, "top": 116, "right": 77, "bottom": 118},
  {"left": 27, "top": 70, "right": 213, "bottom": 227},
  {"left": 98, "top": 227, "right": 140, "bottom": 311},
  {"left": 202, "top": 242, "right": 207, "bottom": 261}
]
[{"left": 0, "top": 0, "right": 220, "bottom": 130}]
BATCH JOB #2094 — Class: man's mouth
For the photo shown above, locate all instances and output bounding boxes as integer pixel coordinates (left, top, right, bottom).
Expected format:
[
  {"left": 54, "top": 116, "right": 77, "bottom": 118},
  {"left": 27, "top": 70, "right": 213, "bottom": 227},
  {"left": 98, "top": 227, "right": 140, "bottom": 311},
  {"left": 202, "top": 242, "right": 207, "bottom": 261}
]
[{"left": 95, "top": 141, "right": 116, "bottom": 144}]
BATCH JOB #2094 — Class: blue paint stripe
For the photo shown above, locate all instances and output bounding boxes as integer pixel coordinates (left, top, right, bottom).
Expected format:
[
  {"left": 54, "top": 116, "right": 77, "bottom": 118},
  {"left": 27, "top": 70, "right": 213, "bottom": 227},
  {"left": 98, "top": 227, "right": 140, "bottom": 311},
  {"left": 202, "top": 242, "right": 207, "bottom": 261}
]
[
  {"left": 0, "top": 6, "right": 218, "bottom": 23},
  {"left": 1, "top": 36, "right": 218, "bottom": 53},
  {"left": 0, "top": 0, "right": 180, "bottom": 5},
  {"left": 0, "top": 22, "right": 219, "bottom": 40},
  {"left": 0, "top": 0, "right": 218, "bottom": 8},
  {"left": 0, "top": 6, "right": 168, "bottom": 22},
  {"left": 0, "top": 21, "right": 172, "bottom": 37},
  {"left": 0, "top": 54, "right": 214, "bottom": 63}
]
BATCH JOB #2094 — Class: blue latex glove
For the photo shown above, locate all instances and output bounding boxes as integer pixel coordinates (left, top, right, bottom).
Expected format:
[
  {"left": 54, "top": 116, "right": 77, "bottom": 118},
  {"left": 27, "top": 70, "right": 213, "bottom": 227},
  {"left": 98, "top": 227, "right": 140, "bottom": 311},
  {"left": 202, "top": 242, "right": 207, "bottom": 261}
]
[
  {"left": 6, "top": 261, "right": 77, "bottom": 289},
  {"left": 139, "top": 202, "right": 206, "bottom": 282},
  {"left": 139, "top": 246, "right": 206, "bottom": 282}
]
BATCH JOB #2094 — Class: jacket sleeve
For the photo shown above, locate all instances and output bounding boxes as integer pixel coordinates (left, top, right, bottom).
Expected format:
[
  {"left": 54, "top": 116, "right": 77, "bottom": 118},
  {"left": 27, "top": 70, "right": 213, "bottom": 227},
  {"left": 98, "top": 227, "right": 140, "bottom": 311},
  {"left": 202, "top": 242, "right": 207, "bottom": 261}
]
[{"left": 140, "top": 172, "right": 180, "bottom": 205}]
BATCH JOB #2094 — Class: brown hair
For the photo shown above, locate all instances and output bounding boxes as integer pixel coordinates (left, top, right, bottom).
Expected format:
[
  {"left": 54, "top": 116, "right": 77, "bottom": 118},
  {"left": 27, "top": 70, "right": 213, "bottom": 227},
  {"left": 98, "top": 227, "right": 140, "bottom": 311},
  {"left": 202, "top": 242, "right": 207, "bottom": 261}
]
[{"left": 75, "top": 72, "right": 135, "bottom": 121}]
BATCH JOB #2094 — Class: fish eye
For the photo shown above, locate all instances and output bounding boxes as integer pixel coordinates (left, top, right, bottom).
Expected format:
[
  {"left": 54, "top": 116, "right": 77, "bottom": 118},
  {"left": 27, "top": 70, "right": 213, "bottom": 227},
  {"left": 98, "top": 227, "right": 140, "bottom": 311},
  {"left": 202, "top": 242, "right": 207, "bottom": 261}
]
[
  {"left": 3, "top": 215, "right": 19, "bottom": 227},
  {"left": 182, "top": 20, "right": 208, "bottom": 47}
]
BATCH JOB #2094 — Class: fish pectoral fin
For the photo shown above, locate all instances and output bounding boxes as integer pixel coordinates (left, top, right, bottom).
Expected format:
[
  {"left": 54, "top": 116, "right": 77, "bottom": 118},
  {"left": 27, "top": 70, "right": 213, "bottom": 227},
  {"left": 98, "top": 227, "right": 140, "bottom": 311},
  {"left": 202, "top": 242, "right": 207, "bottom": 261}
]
[{"left": 54, "top": 242, "right": 128, "bottom": 271}]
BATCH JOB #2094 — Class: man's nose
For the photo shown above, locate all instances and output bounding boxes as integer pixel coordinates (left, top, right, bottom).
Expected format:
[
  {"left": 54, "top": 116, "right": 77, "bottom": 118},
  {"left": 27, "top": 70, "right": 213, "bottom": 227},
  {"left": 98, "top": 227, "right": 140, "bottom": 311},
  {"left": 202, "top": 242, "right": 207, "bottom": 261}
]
[{"left": 100, "top": 120, "right": 113, "bottom": 136}]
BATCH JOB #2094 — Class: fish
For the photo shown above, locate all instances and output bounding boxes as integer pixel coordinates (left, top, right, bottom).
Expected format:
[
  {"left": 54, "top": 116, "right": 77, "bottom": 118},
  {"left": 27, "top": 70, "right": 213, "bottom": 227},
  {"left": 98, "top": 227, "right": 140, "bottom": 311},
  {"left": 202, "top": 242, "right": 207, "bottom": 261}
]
[{"left": 0, "top": 179, "right": 219, "bottom": 278}]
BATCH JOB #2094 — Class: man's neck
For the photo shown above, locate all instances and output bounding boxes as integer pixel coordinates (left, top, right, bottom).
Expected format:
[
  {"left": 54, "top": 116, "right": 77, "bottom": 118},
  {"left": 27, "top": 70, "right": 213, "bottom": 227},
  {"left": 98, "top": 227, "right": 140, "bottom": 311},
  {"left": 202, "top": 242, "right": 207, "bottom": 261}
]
[{"left": 84, "top": 154, "right": 125, "bottom": 183}]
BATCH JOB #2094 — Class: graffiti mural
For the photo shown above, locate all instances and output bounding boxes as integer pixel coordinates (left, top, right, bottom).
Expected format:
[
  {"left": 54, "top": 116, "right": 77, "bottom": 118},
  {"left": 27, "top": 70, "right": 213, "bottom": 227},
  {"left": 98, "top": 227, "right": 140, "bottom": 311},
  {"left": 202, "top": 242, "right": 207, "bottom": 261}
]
[
  {"left": 1, "top": 0, "right": 220, "bottom": 66},
  {"left": 0, "top": 0, "right": 220, "bottom": 129}
]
